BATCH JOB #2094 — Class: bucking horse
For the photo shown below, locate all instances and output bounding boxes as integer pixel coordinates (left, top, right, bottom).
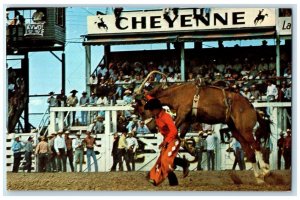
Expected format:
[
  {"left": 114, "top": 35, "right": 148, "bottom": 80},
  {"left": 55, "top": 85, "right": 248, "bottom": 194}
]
[{"left": 133, "top": 71, "right": 272, "bottom": 184}]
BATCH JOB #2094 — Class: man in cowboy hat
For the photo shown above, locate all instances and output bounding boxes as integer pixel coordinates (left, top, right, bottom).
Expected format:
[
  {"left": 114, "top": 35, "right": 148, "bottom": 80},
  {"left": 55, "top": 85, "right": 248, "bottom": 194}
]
[
  {"left": 277, "top": 132, "right": 285, "bottom": 170},
  {"left": 95, "top": 116, "right": 105, "bottom": 134},
  {"left": 54, "top": 130, "right": 67, "bottom": 172},
  {"left": 64, "top": 131, "right": 74, "bottom": 172},
  {"left": 206, "top": 130, "right": 217, "bottom": 170},
  {"left": 195, "top": 131, "right": 207, "bottom": 171},
  {"left": 11, "top": 135, "right": 24, "bottom": 172},
  {"left": 80, "top": 91, "right": 89, "bottom": 125},
  {"left": 48, "top": 132, "right": 58, "bottom": 172},
  {"left": 67, "top": 90, "right": 79, "bottom": 126},
  {"left": 83, "top": 131, "right": 98, "bottom": 172},
  {"left": 144, "top": 98, "right": 189, "bottom": 186},
  {"left": 47, "top": 91, "right": 57, "bottom": 113},
  {"left": 73, "top": 132, "right": 84, "bottom": 172},
  {"left": 35, "top": 136, "right": 51, "bottom": 172},
  {"left": 24, "top": 136, "right": 34, "bottom": 173},
  {"left": 283, "top": 129, "right": 292, "bottom": 169}
]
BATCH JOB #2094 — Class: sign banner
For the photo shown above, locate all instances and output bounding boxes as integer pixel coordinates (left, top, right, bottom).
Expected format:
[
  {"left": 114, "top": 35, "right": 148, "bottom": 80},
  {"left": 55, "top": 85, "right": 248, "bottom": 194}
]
[
  {"left": 87, "top": 8, "right": 275, "bottom": 35},
  {"left": 277, "top": 17, "right": 291, "bottom": 36},
  {"left": 24, "top": 23, "right": 44, "bottom": 36}
]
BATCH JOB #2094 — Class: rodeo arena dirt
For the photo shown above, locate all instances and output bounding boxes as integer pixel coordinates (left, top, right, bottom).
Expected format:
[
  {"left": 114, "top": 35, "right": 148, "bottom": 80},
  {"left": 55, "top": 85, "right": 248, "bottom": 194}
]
[{"left": 5, "top": 7, "right": 294, "bottom": 194}]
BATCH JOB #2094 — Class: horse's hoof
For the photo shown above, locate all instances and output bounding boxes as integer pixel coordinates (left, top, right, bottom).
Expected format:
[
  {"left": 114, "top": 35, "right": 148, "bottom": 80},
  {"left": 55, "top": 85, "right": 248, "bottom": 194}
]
[{"left": 262, "top": 169, "right": 271, "bottom": 177}]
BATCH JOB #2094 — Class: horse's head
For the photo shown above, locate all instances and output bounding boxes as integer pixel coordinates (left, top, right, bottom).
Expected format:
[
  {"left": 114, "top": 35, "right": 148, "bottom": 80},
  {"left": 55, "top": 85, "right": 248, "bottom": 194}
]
[{"left": 132, "top": 96, "right": 157, "bottom": 132}]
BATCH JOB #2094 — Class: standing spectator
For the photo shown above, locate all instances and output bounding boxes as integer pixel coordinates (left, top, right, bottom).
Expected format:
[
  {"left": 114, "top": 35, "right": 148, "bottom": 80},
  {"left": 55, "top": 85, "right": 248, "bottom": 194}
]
[
  {"left": 79, "top": 91, "right": 89, "bottom": 126},
  {"left": 35, "top": 136, "right": 51, "bottom": 172},
  {"left": 56, "top": 89, "right": 67, "bottom": 107},
  {"left": 232, "top": 138, "right": 246, "bottom": 170},
  {"left": 72, "top": 133, "right": 84, "bottom": 172},
  {"left": 266, "top": 80, "right": 278, "bottom": 116},
  {"left": 110, "top": 132, "right": 120, "bottom": 171},
  {"left": 283, "top": 129, "right": 292, "bottom": 169},
  {"left": 277, "top": 132, "right": 285, "bottom": 170},
  {"left": 11, "top": 135, "right": 24, "bottom": 173},
  {"left": 195, "top": 131, "right": 207, "bottom": 171},
  {"left": 126, "top": 132, "right": 139, "bottom": 171},
  {"left": 23, "top": 136, "right": 34, "bottom": 173},
  {"left": 67, "top": 90, "right": 79, "bottom": 126},
  {"left": 115, "top": 75, "right": 124, "bottom": 100},
  {"left": 83, "top": 131, "right": 98, "bottom": 172},
  {"left": 117, "top": 131, "right": 131, "bottom": 171},
  {"left": 260, "top": 137, "right": 273, "bottom": 165},
  {"left": 47, "top": 91, "right": 57, "bottom": 112},
  {"left": 144, "top": 98, "right": 189, "bottom": 186},
  {"left": 95, "top": 116, "right": 105, "bottom": 134},
  {"left": 54, "top": 130, "right": 67, "bottom": 172},
  {"left": 134, "top": 120, "right": 151, "bottom": 135},
  {"left": 206, "top": 130, "right": 217, "bottom": 170},
  {"left": 89, "top": 74, "right": 98, "bottom": 94},
  {"left": 56, "top": 90, "right": 67, "bottom": 122},
  {"left": 64, "top": 131, "right": 74, "bottom": 172},
  {"left": 48, "top": 133, "right": 57, "bottom": 172}
]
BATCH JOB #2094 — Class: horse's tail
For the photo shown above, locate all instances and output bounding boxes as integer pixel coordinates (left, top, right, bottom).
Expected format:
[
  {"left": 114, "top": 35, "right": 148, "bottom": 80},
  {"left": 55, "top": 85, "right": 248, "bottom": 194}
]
[{"left": 255, "top": 111, "right": 272, "bottom": 144}]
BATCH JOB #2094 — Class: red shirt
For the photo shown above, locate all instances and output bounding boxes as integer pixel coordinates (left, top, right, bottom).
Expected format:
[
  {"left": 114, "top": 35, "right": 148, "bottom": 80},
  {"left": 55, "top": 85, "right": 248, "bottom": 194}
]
[{"left": 155, "top": 110, "right": 178, "bottom": 143}]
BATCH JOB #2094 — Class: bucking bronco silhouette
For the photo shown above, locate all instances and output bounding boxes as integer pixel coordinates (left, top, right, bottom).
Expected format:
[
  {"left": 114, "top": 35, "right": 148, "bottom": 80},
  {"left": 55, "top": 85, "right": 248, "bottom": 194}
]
[
  {"left": 95, "top": 17, "right": 108, "bottom": 30},
  {"left": 254, "top": 9, "right": 268, "bottom": 25}
]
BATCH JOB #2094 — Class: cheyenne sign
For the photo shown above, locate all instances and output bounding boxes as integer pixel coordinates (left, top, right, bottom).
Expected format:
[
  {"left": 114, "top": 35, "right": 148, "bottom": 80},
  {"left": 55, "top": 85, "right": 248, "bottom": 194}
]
[
  {"left": 87, "top": 8, "right": 275, "bottom": 35},
  {"left": 277, "top": 17, "right": 292, "bottom": 36}
]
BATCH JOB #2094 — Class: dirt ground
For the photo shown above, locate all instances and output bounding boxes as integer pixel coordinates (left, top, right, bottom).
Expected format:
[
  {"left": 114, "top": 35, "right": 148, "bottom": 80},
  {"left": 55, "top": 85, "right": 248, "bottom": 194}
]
[{"left": 6, "top": 170, "right": 291, "bottom": 192}]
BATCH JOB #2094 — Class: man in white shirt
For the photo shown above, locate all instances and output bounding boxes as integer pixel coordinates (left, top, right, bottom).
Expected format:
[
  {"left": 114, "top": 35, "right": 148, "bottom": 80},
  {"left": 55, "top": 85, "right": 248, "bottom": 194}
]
[
  {"left": 206, "top": 131, "right": 217, "bottom": 170},
  {"left": 266, "top": 80, "right": 278, "bottom": 116},
  {"left": 126, "top": 132, "right": 139, "bottom": 171},
  {"left": 54, "top": 130, "right": 67, "bottom": 172}
]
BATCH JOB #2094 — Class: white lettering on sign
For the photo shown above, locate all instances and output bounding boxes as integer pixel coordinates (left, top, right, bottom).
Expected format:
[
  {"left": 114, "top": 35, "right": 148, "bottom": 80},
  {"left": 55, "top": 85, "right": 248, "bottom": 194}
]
[
  {"left": 87, "top": 8, "right": 275, "bottom": 35},
  {"left": 277, "top": 17, "right": 291, "bottom": 36},
  {"left": 24, "top": 23, "right": 44, "bottom": 36}
]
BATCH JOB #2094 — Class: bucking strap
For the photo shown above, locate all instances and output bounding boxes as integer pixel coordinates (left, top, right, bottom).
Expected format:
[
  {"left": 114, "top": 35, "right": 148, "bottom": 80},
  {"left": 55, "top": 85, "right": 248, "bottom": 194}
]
[{"left": 222, "top": 89, "right": 232, "bottom": 122}]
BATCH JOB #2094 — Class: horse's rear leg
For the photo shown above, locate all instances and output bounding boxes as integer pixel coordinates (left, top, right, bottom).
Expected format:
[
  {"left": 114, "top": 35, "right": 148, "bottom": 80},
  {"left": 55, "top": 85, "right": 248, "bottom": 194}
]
[{"left": 235, "top": 131, "right": 269, "bottom": 182}]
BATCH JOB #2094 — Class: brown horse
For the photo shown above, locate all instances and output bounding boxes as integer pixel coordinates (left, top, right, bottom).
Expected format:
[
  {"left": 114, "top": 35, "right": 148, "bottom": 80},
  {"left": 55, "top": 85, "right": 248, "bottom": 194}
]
[{"left": 133, "top": 71, "right": 272, "bottom": 183}]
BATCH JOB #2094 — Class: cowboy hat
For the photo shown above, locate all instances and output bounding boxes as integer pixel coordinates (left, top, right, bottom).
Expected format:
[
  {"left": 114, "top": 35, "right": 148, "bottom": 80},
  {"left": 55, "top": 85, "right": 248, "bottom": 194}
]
[
  {"left": 124, "top": 90, "right": 132, "bottom": 94},
  {"left": 82, "top": 91, "right": 87, "bottom": 95},
  {"left": 57, "top": 129, "right": 64, "bottom": 134},
  {"left": 49, "top": 91, "right": 54, "bottom": 95},
  {"left": 144, "top": 98, "right": 162, "bottom": 110},
  {"left": 70, "top": 89, "right": 78, "bottom": 93}
]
